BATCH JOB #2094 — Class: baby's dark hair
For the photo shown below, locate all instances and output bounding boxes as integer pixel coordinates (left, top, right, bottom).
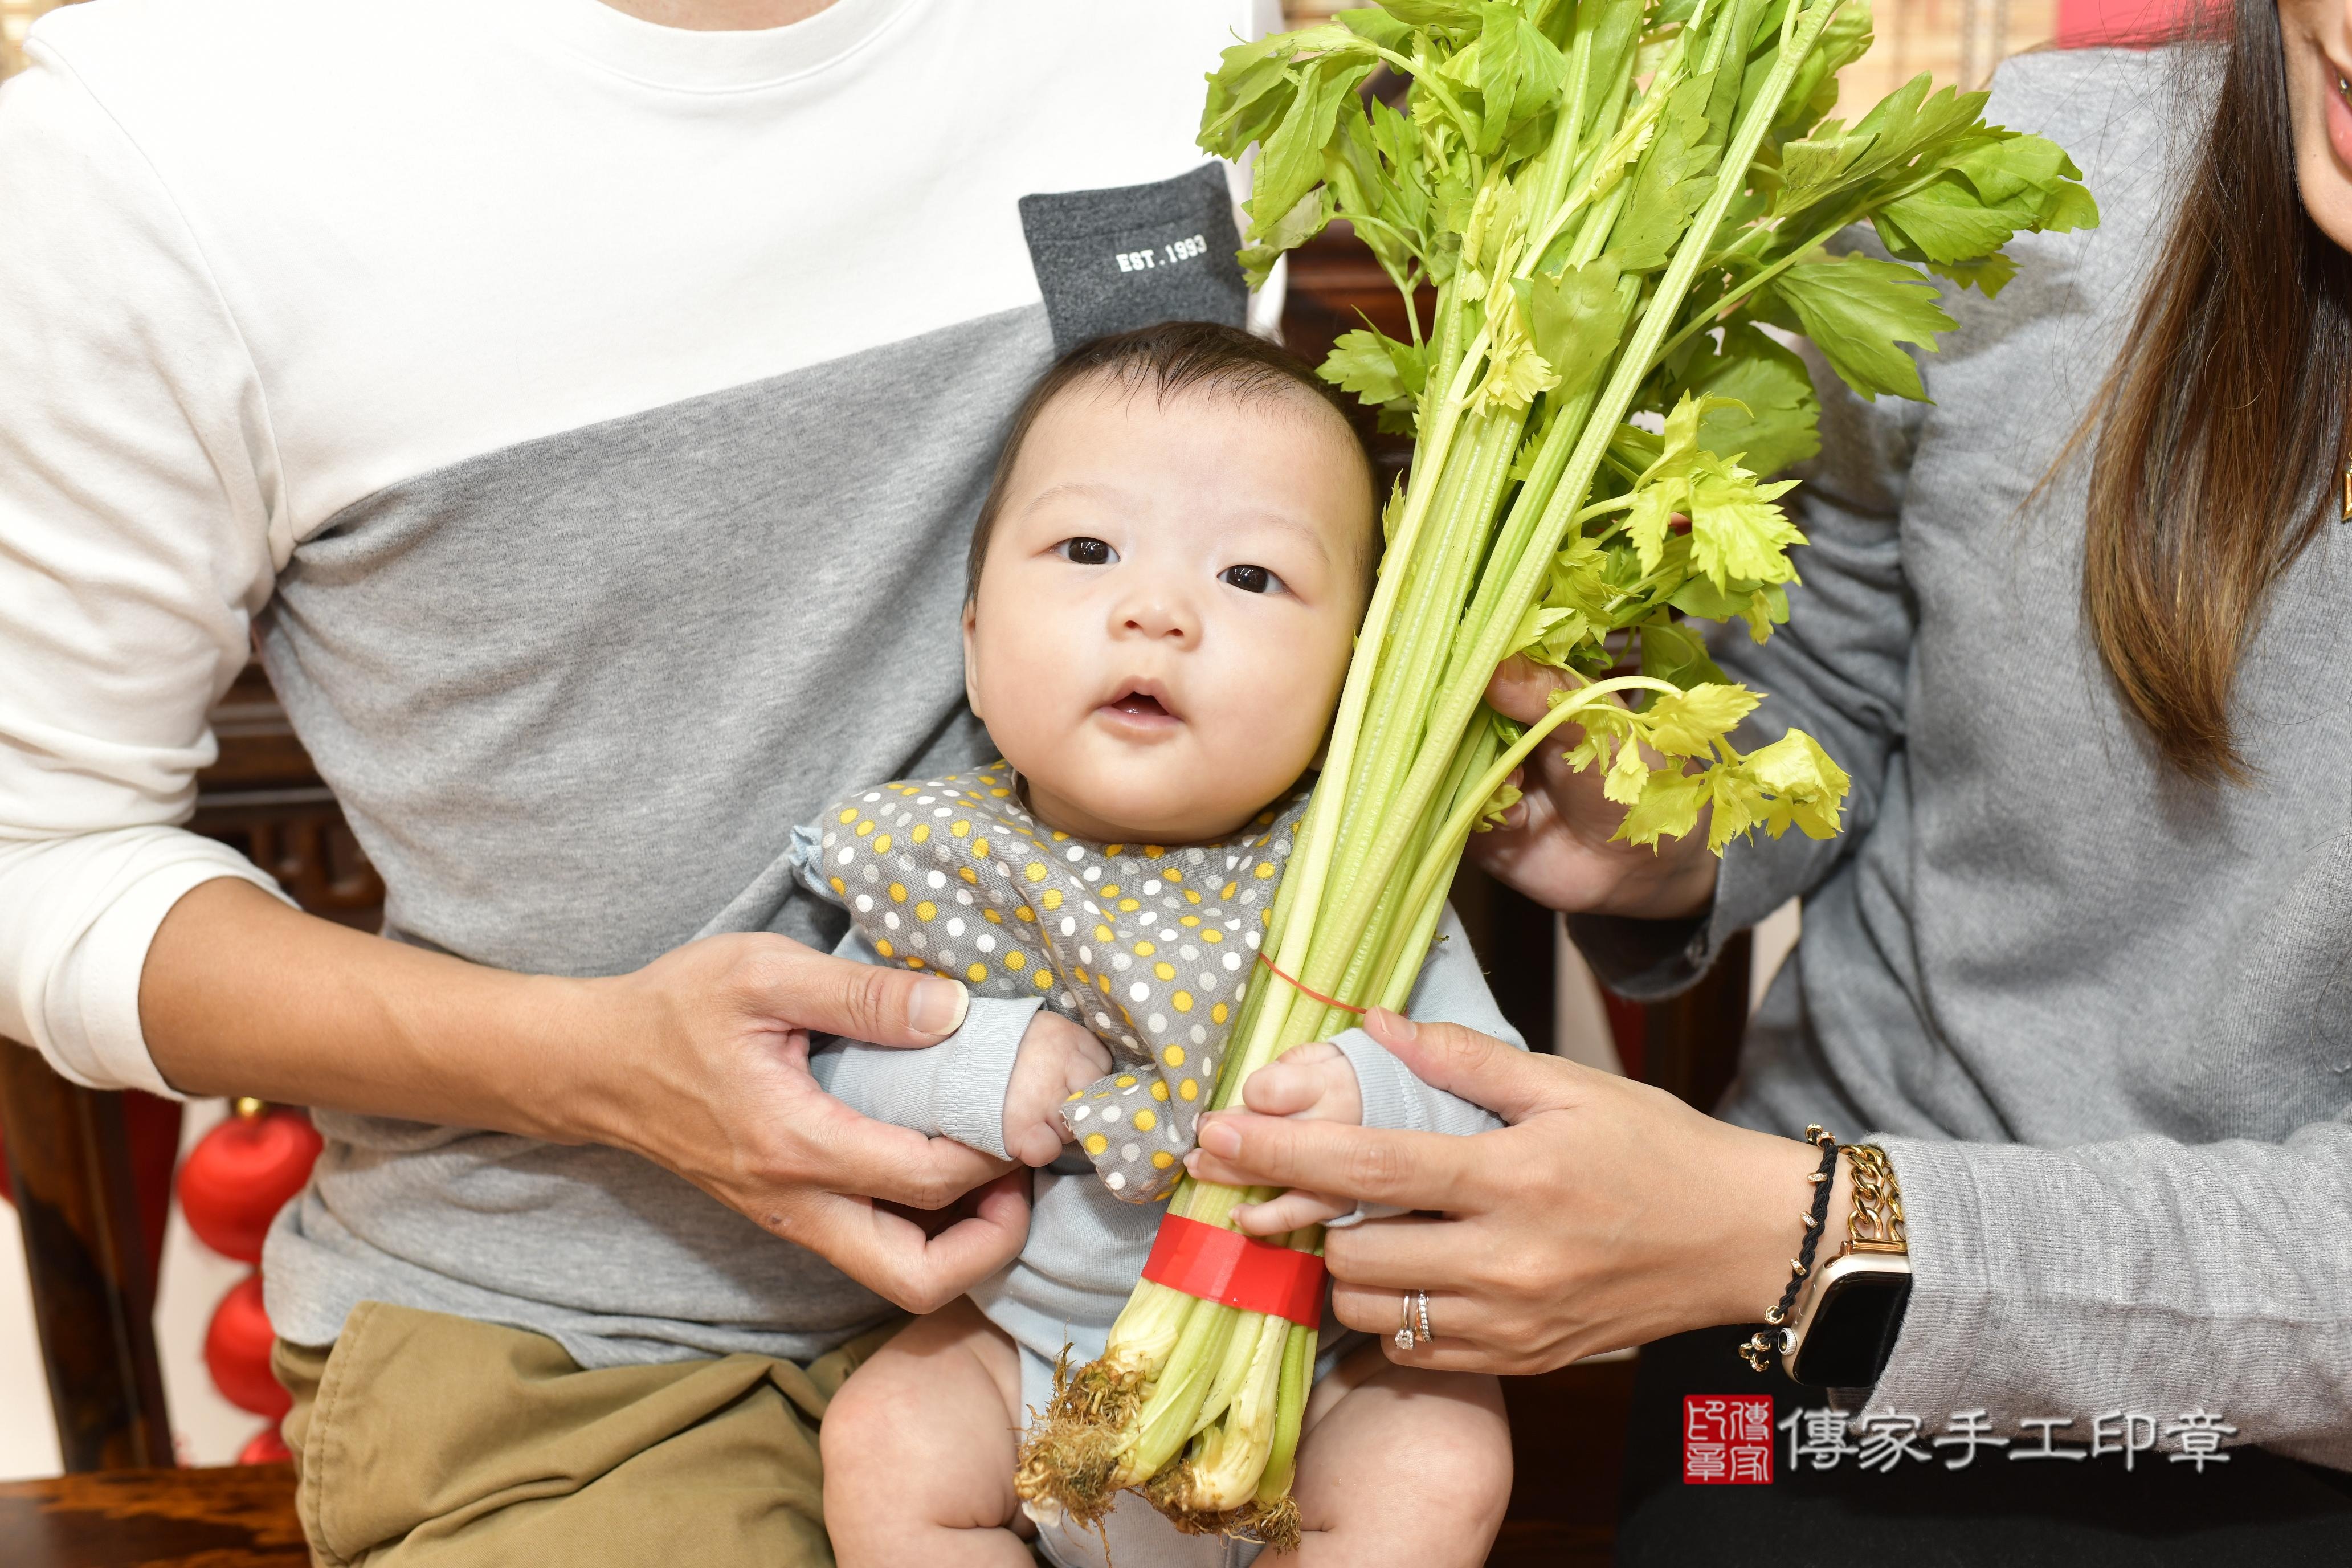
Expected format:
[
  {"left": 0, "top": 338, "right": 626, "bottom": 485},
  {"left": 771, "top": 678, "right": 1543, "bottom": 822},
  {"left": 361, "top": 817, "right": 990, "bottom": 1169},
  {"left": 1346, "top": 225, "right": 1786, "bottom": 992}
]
[{"left": 964, "top": 320, "right": 1378, "bottom": 601}]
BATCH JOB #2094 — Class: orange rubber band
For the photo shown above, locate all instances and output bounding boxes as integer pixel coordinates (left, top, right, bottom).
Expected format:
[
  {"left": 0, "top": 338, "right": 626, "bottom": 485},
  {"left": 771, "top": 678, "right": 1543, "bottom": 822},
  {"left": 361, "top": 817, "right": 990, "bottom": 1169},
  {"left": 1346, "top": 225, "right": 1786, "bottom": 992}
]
[{"left": 1254, "top": 952, "right": 1366, "bottom": 1016}]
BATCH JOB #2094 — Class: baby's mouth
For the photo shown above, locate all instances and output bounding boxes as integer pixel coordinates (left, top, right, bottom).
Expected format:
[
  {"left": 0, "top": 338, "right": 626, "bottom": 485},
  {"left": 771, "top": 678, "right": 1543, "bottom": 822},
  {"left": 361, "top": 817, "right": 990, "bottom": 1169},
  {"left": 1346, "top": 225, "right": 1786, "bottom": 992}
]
[{"left": 1099, "top": 685, "right": 1182, "bottom": 728}]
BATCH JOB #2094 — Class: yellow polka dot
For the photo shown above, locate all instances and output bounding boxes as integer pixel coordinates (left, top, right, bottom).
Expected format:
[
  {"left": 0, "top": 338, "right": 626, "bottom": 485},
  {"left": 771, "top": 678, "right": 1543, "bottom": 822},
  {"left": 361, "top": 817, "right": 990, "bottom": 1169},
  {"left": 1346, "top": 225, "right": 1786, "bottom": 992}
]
[
  {"left": 959, "top": 868, "right": 978, "bottom": 885},
  {"left": 1096, "top": 924, "right": 1115, "bottom": 942},
  {"left": 1026, "top": 863, "right": 1047, "bottom": 883},
  {"left": 1051, "top": 831, "right": 1069, "bottom": 842},
  {"left": 1153, "top": 962, "right": 1175, "bottom": 981},
  {"left": 916, "top": 901, "right": 937, "bottom": 920},
  {"left": 1179, "top": 1079, "right": 1199, "bottom": 1100},
  {"left": 1152, "top": 1081, "right": 1169, "bottom": 1101},
  {"left": 1119, "top": 1005, "right": 1135, "bottom": 1026},
  {"left": 1118, "top": 898, "right": 1140, "bottom": 912},
  {"left": 1136, "top": 941, "right": 1157, "bottom": 957},
  {"left": 1075, "top": 967, "right": 1091, "bottom": 985},
  {"left": 911, "top": 824, "right": 929, "bottom": 843},
  {"left": 1211, "top": 1003, "right": 1229, "bottom": 1024},
  {"left": 1097, "top": 974, "right": 1112, "bottom": 994},
  {"left": 991, "top": 787, "right": 1010, "bottom": 797},
  {"left": 985, "top": 909, "right": 1003, "bottom": 925},
  {"left": 1222, "top": 881, "right": 1239, "bottom": 898},
  {"left": 1006, "top": 951, "right": 1026, "bottom": 970},
  {"left": 1145, "top": 845, "right": 1165, "bottom": 858},
  {"left": 1016, "top": 905, "right": 1035, "bottom": 921},
  {"left": 856, "top": 820, "right": 876, "bottom": 838},
  {"left": 966, "top": 962, "right": 987, "bottom": 983},
  {"left": 1181, "top": 916, "right": 1202, "bottom": 928},
  {"left": 1164, "top": 869, "right": 1183, "bottom": 883},
  {"left": 1163, "top": 1044, "right": 1186, "bottom": 1067},
  {"left": 1116, "top": 1075, "right": 1137, "bottom": 1088},
  {"left": 1132, "top": 1109, "right": 1157, "bottom": 1132},
  {"left": 1105, "top": 843, "right": 1124, "bottom": 856},
  {"left": 1043, "top": 890, "right": 1063, "bottom": 910},
  {"left": 889, "top": 883, "right": 907, "bottom": 902},
  {"left": 1185, "top": 890, "right": 1202, "bottom": 905},
  {"left": 973, "top": 838, "right": 989, "bottom": 857},
  {"left": 951, "top": 820, "right": 971, "bottom": 838},
  {"left": 1101, "top": 884, "right": 1121, "bottom": 899},
  {"left": 1084, "top": 1133, "right": 1108, "bottom": 1156},
  {"left": 1255, "top": 863, "right": 1276, "bottom": 880},
  {"left": 1067, "top": 1089, "right": 1083, "bottom": 1101},
  {"left": 838, "top": 808, "right": 859, "bottom": 824},
  {"left": 828, "top": 876, "right": 846, "bottom": 895},
  {"left": 876, "top": 940, "right": 894, "bottom": 958},
  {"left": 906, "top": 956, "right": 925, "bottom": 969},
  {"left": 872, "top": 834, "right": 892, "bottom": 853},
  {"left": 1260, "top": 909, "right": 1272, "bottom": 924},
  {"left": 1035, "top": 970, "right": 1054, "bottom": 989},
  {"left": 1173, "top": 991, "right": 1194, "bottom": 1013},
  {"left": 1153, "top": 1151, "right": 1176, "bottom": 1169}
]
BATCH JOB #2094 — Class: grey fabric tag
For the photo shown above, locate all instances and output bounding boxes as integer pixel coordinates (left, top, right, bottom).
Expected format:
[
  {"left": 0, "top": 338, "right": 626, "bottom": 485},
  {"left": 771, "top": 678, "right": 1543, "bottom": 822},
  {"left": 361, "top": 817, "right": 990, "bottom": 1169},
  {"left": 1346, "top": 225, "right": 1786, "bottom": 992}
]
[{"left": 1019, "top": 163, "right": 1248, "bottom": 354}]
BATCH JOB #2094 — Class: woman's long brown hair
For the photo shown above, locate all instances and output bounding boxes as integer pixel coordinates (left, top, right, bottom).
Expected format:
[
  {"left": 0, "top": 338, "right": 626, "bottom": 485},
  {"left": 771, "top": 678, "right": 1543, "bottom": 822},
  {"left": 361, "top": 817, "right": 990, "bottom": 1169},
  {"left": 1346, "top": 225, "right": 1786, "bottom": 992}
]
[{"left": 2073, "top": 0, "right": 2352, "bottom": 783}]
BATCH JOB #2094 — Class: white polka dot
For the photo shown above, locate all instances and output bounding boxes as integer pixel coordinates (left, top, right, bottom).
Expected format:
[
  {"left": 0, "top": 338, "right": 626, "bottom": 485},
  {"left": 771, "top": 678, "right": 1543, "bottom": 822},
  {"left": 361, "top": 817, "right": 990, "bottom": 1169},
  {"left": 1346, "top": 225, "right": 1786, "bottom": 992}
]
[
  {"left": 910, "top": 932, "right": 928, "bottom": 949},
  {"left": 1187, "top": 848, "right": 1205, "bottom": 864},
  {"left": 884, "top": 911, "right": 901, "bottom": 930},
  {"left": 1122, "top": 860, "right": 1140, "bottom": 875},
  {"left": 1143, "top": 880, "right": 1162, "bottom": 895},
  {"left": 861, "top": 864, "right": 880, "bottom": 883},
  {"left": 1083, "top": 865, "right": 1101, "bottom": 883},
  {"left": 1060, "top": 992, "right": 1077, "bottom": 1009},
  {"left": 1139, "top": 910, "right": 1158, "bottom": 927},
  {"left": 1095, "top": 1011, "right": 1113, "bottom": 1028},
  {"left": 855, "top": 894, "right": 873, "bottom": 912},
  {"left": 935, "top": 844, "right": 952, "bottom": 862},
  {"left": 823, "top": 832, "right": 838, "bottom": 850},
  {"left": 928, "top": 871, "right": 946, "bottom": 888},
  {"left": 896, "top": 812, "right": 913, "bottom": 827},
  {"left": 1122, "top": 1143, "right": 1141, "bottom": 1162},
  {"left": 1102, "top": 1105, "right": 1124, "bottom": 1125},
  {"left": 1111, "top": 952, "right": 1132, "bottom": 973},
  {"left": 1179, "top": 945, "right": 1198, "bottom": 961},
  {"left": 916, "top": 794, "right": 936, "bottom": 805},
  {"left": 1225, "top": 855, "right": 1240, "bottom": 870},
  {"left": 862, "top": 790, "right": 882, "bottom": 802},
  {"left": 1070, "top": 1104, "right": 1091, "bottom": 1122},
  {"left": 1129, "top": 981, "right": 1150, "bottom": 1003},
  {"left": 1246, "top": 932, "right": 1261, "bottom": 949},
  {"left": 977, "top": 933, "right": 997, "bottom": 953},
  {"left": 1223, "top": 951, "right": 1242, "bottom": 970},
  {"left": 957, "top": 889, "right": 974, "bottom": 905},
  {"left": 1065, "top": 846, "right": 1085, "bottom": 862},
  {"left": 1147, "top": 1014, "right": 1166, "bottom": 1032},
  {"left": 938, "top": 950, "right": 956, "bottom": 966},
  {"left": 1190, "top": 1025, "right": 1207, "bottom": 1046},
  {"left": 1084, "top": 901, "right": 1101, "bottom": 915},
  {"left": 1242, "top": 890, "right": 1257, "bottom": 905},
  {"left": 946, "top": 917, "right": 966, "bottom": 937},
  {"left": 836, "top": 847, "right": 854, "bottom": 866},
  {"left": 1106, "top": 1171, "right": 1126, "bottom": 1190},
  {"left": 1061, "top": 917, "right": 1077, "bottom": 936},
  {"left": 1199, "top": 974, "right": 1217, "bottom": 991},
  {"left": 998, "top": 863, "right": 1014, "bottom": 877},
  {"left": 1077, "top": 945, "right": 1092, "bottom": 964},
  {"left": 1121, "top": 1034, "right": 1140, "bottom": 1050},
  {"left": 1275, "top": 840, "right": 1292, "bottom": 855},
  {"left": 934, "top": 807, "right": 954, "bottom": 818},
  {"left": 1226, "top": 918, "right": 1242, "bottom": 930}
]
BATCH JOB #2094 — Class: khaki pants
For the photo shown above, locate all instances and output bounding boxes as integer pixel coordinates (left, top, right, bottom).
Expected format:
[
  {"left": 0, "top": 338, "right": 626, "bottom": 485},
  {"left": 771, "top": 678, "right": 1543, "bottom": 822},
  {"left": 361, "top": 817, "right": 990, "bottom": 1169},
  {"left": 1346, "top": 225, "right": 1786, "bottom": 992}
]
[{"left": 273, "top": 1300, "right": 903, "bottom": 1568}]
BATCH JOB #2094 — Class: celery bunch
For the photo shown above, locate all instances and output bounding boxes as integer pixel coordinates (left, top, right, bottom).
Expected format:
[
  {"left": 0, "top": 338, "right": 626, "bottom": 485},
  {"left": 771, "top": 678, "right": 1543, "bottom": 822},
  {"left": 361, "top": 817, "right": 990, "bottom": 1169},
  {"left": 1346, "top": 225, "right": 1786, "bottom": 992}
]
[{"left": 1016, "top": 0, "right": 2093, "bottom": 1541}]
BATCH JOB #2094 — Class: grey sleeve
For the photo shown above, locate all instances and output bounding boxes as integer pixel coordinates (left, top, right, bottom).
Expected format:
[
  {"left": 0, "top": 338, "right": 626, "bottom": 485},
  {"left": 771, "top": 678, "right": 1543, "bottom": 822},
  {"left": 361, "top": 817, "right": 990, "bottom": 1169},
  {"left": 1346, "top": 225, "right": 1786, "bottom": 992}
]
[
  {"left": 1567, "top": 338, "right": 1925, "bottom": 1001},
  {"left": 1330, "top": 903, "right": 1526, "bottom": 1143},
  {"left": 1857, "top": 1120, "right": 2352, "bottom": 1469},
  {"left": 802, "top": 885, "right": 1042, "bottom": 1162}
]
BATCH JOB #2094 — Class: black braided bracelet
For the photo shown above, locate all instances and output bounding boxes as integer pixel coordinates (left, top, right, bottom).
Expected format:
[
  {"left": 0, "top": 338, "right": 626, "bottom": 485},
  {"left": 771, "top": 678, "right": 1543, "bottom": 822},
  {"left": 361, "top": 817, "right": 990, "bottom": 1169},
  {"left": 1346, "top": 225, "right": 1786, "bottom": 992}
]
[{"left": 1737, "top": 1125, "right": 1840, "bottom": 1371}]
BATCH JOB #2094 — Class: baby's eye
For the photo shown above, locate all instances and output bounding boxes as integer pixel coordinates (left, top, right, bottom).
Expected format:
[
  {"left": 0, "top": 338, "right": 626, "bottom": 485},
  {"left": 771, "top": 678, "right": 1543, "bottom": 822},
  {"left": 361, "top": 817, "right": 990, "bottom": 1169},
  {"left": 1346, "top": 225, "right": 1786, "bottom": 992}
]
[
  {"left": 1219, "top": 564, "right": 1285, "bottom": 595},
  {"left": 1057, "top": 537, "right": 1118, "bottom": 566}
]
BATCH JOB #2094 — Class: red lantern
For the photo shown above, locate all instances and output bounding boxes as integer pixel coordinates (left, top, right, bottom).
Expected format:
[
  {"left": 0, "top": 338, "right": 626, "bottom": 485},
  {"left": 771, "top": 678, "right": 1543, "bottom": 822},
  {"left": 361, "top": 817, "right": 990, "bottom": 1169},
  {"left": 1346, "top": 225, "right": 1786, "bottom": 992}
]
[
  {"left": 177, "top": 1101, "right": 321, "bottom": 1264},
  {"left": 204, "top": 1271, "right": 290, "bottom": 1419}
]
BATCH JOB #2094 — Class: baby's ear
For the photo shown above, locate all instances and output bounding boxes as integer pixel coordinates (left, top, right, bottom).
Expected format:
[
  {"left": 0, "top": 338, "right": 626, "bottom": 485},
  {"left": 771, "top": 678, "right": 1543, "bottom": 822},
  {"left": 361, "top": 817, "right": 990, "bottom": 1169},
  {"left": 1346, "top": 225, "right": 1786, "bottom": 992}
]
[{"left": 961, "top": 598, "right": 984, "bottom": 721}]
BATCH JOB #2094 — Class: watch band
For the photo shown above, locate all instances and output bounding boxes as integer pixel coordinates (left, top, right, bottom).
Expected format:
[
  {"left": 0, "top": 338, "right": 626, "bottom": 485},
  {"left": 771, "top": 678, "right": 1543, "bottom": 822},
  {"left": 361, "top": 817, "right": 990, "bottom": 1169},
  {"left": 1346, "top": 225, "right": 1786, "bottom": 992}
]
[
  {"left": 1841, "top": 1142, "right": 1908, "bottom": 1256},
  {"left": 1778, "top": 1142, "right": 1911, "bottom": 1385}
]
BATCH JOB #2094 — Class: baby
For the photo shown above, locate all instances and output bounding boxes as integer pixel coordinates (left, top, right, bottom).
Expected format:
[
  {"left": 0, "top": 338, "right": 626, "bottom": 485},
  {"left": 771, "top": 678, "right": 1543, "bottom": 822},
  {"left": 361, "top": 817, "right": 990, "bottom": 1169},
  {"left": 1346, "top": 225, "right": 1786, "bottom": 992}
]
[{"left": 807, "top": 322, "right": 1517, "bottom": 1568}]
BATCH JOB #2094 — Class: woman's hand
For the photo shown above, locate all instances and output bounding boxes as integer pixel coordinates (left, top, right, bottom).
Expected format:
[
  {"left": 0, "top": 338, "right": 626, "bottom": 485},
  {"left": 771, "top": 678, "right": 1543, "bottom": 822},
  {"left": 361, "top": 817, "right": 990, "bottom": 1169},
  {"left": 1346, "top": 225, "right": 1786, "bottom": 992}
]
[
  {"left": 144, "top": 880, "right": 1031, "bottom": 1317},
  {"left": 1468, "top": 656, "right": 1721, "bottom": 920},
  {"left": 1182, "top": 1008, "right": 1845, "bottom": 1374}
]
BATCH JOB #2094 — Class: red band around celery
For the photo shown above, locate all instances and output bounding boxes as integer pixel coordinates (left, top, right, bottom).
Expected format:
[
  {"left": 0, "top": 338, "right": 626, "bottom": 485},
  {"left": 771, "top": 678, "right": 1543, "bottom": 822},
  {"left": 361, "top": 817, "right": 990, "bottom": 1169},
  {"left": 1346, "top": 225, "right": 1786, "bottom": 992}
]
[{"left": 1142, "top": 1213, "right": 1327, "bottom": 1326}]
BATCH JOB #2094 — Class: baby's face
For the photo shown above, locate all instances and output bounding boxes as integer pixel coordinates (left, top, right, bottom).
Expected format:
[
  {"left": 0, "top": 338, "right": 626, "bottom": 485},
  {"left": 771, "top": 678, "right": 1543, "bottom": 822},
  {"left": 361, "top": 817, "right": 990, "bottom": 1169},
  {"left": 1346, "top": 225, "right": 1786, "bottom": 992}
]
[{"left": 964, "top": 382, "right": 1374, "bottom": 844}]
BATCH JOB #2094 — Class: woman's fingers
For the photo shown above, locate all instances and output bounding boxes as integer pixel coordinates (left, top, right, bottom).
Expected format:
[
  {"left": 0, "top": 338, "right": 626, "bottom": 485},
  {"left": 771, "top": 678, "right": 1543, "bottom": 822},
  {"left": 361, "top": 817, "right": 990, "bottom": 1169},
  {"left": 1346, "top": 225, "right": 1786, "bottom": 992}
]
[
  {"left": 1361, "top": 1010, "right": 1581, "bottom": 1126},
  {"left": 1187, "top": 1113, "right": 1480, "bottom": 1210},
  {"left": 767, "top": 1171, "right": 1031, "bottom": 1315},
  {"left": 733, "top": 936, "right": 973, "bottom": 1047}
]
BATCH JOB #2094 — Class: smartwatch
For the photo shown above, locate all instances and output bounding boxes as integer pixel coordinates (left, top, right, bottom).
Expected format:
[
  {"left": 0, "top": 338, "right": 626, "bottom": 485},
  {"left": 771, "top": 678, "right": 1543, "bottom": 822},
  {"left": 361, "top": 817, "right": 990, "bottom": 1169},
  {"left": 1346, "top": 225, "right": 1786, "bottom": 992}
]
[{"left": 1780, "top": 1142, "right": 1910, "bottom": 1387}]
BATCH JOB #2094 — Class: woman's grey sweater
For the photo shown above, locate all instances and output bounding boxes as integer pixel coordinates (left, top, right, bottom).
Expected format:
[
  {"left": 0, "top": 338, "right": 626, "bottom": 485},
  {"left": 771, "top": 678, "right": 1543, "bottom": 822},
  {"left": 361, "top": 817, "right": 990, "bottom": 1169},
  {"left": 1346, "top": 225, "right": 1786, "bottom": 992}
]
[{"left": 1576, "top": 46, "right": 2352, "bottom": 1469}]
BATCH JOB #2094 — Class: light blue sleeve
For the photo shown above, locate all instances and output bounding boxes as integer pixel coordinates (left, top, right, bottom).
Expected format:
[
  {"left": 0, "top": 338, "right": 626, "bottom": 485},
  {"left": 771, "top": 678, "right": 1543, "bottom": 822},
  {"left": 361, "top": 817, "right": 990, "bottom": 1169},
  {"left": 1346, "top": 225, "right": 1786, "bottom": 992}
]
[{"left": 789, "top": 822, "right": 1042, "bottom": 1161}]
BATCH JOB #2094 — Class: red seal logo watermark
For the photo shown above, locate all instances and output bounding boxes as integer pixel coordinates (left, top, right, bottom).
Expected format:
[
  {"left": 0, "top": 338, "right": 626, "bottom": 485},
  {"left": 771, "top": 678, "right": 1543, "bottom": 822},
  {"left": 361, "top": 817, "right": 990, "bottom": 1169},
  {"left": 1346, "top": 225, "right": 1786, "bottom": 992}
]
[{"left": 1685, "top": 1394, "right": 1775, "bottom": 1484}]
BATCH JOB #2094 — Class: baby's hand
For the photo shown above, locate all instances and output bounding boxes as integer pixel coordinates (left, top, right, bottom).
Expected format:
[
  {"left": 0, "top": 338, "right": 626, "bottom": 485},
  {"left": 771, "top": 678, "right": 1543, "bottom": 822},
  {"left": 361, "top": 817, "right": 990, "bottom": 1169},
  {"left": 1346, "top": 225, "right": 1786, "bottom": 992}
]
[
  {"left": 1220, "top": 1041, "right": 1362, "bottom": 1234},
  {"left": 1003, "top": 1011, "right": 1113, "bottom": 1168}
]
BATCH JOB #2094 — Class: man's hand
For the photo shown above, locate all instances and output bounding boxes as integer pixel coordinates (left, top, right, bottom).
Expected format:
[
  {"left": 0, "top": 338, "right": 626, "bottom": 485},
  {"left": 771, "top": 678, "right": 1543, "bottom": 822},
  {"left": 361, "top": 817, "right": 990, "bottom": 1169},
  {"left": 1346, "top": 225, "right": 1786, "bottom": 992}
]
[
  {"left": 1468, "top": 656, "right": 1720, "bottom": 919},
  {"left": 1002, "top": 1010, "right": 1113, "bottom": 1167},
  {"left": 585, "top": 931, "right": 1033, "bottom": 1314}
]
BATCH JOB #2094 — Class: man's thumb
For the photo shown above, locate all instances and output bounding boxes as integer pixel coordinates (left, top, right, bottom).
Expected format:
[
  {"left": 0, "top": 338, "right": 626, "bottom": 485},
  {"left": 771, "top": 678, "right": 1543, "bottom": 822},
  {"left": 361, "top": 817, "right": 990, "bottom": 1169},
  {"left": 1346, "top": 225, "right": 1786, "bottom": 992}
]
[{"left": 769, "top": 947, "right": 970, "bottom": 1046}]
